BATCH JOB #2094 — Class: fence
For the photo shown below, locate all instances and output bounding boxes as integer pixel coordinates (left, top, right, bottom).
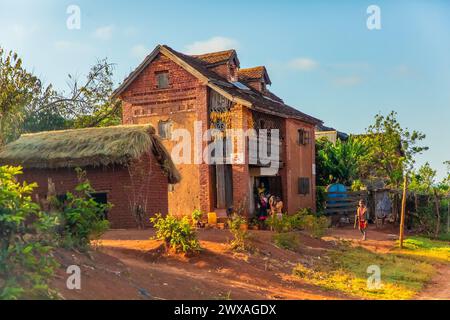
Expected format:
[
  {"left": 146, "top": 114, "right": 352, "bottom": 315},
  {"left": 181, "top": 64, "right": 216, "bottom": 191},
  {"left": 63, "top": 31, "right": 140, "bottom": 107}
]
[{"left": 325, "top": 190, "right": 368, "bottom": 225}]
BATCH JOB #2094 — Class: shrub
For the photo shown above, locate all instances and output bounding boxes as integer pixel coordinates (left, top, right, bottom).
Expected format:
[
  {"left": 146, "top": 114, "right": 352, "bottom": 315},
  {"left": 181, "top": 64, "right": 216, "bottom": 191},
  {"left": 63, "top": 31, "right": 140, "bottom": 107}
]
[
  {"left": 227, "top": 214, "right": 250, "bottom": 251},
  {"left": 150, "top": 214, "right": 201, "bottom": 254},
  {"left": 315, "top": 186, "right": 327, "bottom": 214},
  {"left": 291, "top": 209, "right": 329, "bottom": 238},
  {"left": 0, "top": 166, "right": 59, "bottom": 300},
  {"left": 191, "top": 209, "right": 203, "bottom": 227},
  {"left": 273, "top": 233, "right": 300, "bottom": 251},
  {"left": 265, "top": 214, "right": 292, "bottom": 233},
  {"left": 56, "top": 169, "right": 110, "bottom": 250}
]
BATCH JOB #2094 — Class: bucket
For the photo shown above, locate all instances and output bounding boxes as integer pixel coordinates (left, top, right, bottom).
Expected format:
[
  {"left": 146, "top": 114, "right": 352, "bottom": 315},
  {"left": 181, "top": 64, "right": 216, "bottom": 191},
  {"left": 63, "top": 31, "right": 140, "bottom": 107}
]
[{"left": 208, "top": 212, "right": 217, "bottom": 225}]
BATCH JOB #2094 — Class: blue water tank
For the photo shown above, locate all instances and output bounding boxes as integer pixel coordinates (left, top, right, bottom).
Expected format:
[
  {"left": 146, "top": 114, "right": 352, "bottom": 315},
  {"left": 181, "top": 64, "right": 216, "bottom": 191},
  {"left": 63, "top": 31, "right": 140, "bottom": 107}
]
[{"left": 327, "top": 183, "right": 347, "bottom": 204}]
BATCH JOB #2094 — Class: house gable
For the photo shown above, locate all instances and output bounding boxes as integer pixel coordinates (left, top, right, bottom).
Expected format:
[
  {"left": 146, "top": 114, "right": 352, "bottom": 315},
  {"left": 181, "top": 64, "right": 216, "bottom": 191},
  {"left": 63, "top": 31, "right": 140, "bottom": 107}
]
[{"left": 114, "top": 45, "right": 322, "bottom": 126}]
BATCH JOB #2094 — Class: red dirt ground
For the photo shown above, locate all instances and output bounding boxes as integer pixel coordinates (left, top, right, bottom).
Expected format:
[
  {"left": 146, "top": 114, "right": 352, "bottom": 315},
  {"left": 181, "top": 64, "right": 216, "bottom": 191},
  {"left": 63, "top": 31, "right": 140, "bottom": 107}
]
[{"left": 51, "top": 226, "right": 449, "bottom": 300}]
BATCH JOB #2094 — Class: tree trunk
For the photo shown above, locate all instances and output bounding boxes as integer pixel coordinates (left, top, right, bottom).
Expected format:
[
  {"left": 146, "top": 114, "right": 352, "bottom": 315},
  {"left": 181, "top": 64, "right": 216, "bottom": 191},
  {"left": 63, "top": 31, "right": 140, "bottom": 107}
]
[{"left": 433, "top": 189, "right": 441, "bottom": 239}]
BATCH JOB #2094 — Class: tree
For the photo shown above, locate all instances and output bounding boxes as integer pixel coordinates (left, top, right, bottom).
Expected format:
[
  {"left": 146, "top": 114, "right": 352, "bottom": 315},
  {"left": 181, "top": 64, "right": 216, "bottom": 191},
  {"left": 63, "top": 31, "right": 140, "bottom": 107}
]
[
  {"left": 358, "top": 111, "right": 428, "bottom": 188},
  {"left": 0, "top": 49, "right": 42, "bottom": 144},
  {"left": 42, "top": 58, "right": 122, "bottom": 128},
  {"left": 409, "top": 162, "right": 436, "bottom": 194},
  {"left": 316, "top": 137, "right": 368, "bottom": 186},
  {"left": 0, "top": 48, "right": 121, "bottom": 144}
]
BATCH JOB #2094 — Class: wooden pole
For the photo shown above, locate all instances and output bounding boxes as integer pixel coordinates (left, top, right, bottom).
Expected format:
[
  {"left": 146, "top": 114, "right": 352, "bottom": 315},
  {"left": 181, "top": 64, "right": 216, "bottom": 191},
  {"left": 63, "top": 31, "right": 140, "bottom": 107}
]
[
  {"left": 447, "top": 196, "right": 449, "bottom": 234},
  {"left": 399, "top": 174, "right": 408, "bottom": 249}
]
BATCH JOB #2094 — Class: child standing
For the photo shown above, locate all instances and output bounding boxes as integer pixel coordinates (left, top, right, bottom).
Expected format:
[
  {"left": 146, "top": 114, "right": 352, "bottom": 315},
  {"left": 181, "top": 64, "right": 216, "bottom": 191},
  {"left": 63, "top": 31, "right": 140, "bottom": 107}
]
[{"left": 355, "top": 199, "right": 368, "bottom": 241}]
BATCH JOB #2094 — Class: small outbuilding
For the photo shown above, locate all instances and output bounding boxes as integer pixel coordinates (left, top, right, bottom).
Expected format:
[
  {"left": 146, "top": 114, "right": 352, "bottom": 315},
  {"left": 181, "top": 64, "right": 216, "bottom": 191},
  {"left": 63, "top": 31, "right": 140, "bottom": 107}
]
[{"left": 0, "top": 124, "right": 180, "bottom": 229}]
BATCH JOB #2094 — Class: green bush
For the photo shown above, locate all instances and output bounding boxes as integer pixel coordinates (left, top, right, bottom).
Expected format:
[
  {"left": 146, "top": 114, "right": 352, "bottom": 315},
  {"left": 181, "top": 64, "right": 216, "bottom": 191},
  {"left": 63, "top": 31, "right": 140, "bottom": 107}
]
[
  {"left": 150, "top": 214, "right": 201, "bottom": 253},
  {"left": 273, "top": 233, "right": 300, "bottom": 251},
  {"left": 227, "top": 214, "right": 250, "bottom": 251},
  {"left": 191, "top": 209, "right": 203, "bottom": 227},
  {"left": 56, "top": 169, "right": 110, "bottom": 250},
  {"left": 291, "top": 209, "right": 330, "bottom": 238},
  {"left": 0, "top": 166, "right": 59, "bottom": 300},
  {"left": 265, "top": 214, "right": 292, "bottom": 233},
  {"left": 315, "top": 186, "right": 327, "bottom": 214}
]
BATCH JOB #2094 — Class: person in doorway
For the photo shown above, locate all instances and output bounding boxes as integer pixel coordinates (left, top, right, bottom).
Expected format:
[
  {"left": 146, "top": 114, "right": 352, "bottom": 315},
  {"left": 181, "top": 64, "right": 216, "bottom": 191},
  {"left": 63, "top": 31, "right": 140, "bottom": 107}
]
[
  {"left": 275, "top": 197, "right": 284, "bottom": 220},
  {"left": 268, "top": 195, "right": 276, "bottom": 217},
  {"left": 257, "top": 182, "right": 266, "bottom": 196},
  {"left": 258, "top": 193, "right": 268, "bottom": 224},
  {"left": 355, "top": 199, "right": 369, "bottom": 240}
]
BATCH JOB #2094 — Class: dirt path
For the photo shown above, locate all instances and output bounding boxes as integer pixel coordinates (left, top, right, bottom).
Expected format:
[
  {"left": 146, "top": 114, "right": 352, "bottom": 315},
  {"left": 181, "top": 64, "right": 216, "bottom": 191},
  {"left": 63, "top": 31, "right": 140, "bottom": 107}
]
[
  {"left": 416, "top": 265, "right": 450, "bottom": 300},
  {"left": 52, "top": 227, "right": 449, "bottom": 300}
]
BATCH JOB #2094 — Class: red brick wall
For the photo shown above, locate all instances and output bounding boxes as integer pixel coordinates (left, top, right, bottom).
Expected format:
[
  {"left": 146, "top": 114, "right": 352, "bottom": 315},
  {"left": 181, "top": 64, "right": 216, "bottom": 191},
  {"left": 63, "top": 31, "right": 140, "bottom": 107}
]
[
  {"left": 120, "top": 52, "right": 210, "bottom": 216},
  {"left": 284, "top": 119, "right": 316, "bottom": 213},
  {"left": 119, "top": 50, "right": 317, "bottom": 218},
  {"left": 19, "top": 152, "right": 169, "bottom": 229},
  {"left": 210, "top": 64, "right": 231, "bottom": 81}
]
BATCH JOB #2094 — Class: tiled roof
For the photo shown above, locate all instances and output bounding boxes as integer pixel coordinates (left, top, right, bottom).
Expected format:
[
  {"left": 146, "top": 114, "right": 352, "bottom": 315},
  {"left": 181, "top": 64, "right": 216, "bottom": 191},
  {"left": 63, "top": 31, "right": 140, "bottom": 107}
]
[
  {"left": 162, "top": 46, "right": 321, "bottom": 124},
  {"left": 192, "top": 50, "right": 236, "bottom": 65},
  {"left": 114, "top": 45, "right": 322, "bottom": 125},
  {"left": 238, "top": 66, "right": 271, "bottom": 84}
]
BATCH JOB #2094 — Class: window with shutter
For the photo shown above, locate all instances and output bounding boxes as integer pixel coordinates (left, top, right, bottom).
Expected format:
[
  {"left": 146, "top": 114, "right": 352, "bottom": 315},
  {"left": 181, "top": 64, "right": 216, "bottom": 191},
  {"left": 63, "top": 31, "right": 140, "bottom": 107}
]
[
  {"left": 298, "top": 177, "right": 310, "bottom": 195},
  {"left": 156, "top": 71, "right": 169, "bottom": 89},
  {"left": 298, "top": 129, "right": 310, "bottom": 145},
  {"left": 158, "top": 120, "right": 172, "bottom": 139}
]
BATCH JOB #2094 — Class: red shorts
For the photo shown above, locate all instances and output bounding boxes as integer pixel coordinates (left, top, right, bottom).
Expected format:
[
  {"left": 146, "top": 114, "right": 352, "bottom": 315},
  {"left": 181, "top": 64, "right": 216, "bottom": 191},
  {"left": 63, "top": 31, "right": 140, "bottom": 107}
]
[{"left": 359, "top": 221, "right": 367, "bottom": 230}]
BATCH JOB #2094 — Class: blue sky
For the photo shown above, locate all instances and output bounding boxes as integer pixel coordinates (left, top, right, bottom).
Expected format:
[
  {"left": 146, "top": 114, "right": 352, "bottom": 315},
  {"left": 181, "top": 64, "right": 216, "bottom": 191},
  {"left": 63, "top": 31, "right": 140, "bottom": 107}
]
[{"left": 1, "top": 0, "right": 449, "bottom": 179}]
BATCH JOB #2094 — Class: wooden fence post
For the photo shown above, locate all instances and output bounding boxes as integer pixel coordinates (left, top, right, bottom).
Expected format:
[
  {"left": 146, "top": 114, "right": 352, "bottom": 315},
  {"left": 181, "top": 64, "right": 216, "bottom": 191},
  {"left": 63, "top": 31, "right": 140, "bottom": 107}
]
[
  {"left": 447, "top": 196, "right": 449, "bottom": 234},
  {"left": 399, "top": 175, "right": 408, "bottom": 249}
]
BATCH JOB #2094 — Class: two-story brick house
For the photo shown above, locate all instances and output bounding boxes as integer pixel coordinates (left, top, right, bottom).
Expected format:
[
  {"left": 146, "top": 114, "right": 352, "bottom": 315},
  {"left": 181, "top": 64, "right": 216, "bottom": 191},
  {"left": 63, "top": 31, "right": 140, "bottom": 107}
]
[{"left": 113, "top": 45, "right": 322, "bottom": 217}]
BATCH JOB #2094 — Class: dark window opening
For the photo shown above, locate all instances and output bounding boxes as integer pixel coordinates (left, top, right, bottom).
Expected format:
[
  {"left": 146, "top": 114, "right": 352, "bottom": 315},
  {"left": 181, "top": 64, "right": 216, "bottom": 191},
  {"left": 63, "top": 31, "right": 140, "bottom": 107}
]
[
  {"left": 156, "top": 71, "right": 169, "bottom": 89},
  {"left": 298, "top": 129, "right": 311, "bottom": 145},
  {"left": 90, "top": 192, "right": 109, "bottom": 220},
  {"left": 261, "top": 81, "right": 266, "bottom": 92},
  {"left": 298, "top": 177, "right": 310, "bottom": 195},
  {"left": 54, "top": 192, "right": 109, "bottom": 219}
]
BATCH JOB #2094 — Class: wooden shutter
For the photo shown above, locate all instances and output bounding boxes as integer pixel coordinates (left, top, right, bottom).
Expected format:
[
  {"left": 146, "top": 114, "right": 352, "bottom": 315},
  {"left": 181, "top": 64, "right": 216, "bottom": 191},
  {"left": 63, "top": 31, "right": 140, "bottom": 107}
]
[
  {"left": 298, "top": 129, "right": 311, "bottom": 145},
  {"left": 298, "top": 177, "right": 310, "bottom": 195},
  {"left": 156, "top": 72, "right": 169, "bottom": 89}
]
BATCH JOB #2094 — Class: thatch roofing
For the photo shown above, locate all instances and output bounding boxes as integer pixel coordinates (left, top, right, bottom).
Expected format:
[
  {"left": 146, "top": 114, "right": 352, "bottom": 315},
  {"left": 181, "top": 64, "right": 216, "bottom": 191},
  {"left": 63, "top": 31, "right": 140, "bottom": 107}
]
[{"left": 0, "top": 125, "right": 181, "bottom": 184}]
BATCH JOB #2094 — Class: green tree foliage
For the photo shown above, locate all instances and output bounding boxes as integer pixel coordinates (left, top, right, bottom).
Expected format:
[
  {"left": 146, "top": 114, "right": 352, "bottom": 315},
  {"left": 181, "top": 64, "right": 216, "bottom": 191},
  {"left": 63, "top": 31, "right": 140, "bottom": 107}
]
[
  {"left": 357, "top": 111, "right": 428, "bottom": 188},
  {"left": 410, "top": 162, "right": 436, "bottom": 194},
  {"left": 316, "top": 137, "right": 368, "bottom": 186},
  {"left": 0, "top": 49, "right": 42, "bottom": 144},
  {"left": 0, "top": 48, "right": 122, "bottom": 143},
  {"left": 0, "top": 166, "right": 58, "bottom": 299},
  {"left": 150, "top": 214, "right": 201, "bottom": 254}
]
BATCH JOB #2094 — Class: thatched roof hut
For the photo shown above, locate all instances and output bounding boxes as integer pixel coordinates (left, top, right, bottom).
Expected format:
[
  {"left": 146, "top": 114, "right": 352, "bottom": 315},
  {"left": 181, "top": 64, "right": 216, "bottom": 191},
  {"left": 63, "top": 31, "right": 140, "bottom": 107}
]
[{"left": 0, "top": 124, "right": 181, "bottom": 184}]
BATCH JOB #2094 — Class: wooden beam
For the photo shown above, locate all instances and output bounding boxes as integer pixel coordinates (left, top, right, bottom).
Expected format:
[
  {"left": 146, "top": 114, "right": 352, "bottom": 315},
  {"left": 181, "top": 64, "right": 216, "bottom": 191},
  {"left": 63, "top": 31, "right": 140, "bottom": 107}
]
[{"left": 399, "top": 175, "right": 408, "bottom": 249}]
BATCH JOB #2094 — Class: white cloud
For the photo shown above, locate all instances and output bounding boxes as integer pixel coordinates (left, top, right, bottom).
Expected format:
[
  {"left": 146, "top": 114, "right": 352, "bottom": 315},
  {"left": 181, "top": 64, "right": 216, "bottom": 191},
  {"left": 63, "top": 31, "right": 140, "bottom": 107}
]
[
  {"left": 131, "top": 44, "right": 149, "bottom": 60},
  {"left": 184, "top": 36, "right": 239, "bottom": 55},
  {"left": 289, "top": 58, "right": 319, "bottom": 71},
  {"left": 93, "top": 25, "right": 114, "bottom": 40},
  {"left": 333, "top": 75, "right": 362, "bottom": 87}
]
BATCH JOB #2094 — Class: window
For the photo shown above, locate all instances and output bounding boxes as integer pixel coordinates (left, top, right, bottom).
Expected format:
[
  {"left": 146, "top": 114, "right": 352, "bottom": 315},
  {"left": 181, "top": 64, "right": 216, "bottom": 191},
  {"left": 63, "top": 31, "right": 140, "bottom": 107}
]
[
  {"left": 156, "top": 71, "right": 169, "bottom": 89},
  {"left": 90, "top": 192, "right": 109, "bottom": 220},
  {"left": 158, "top": 120, "right": 172, "bottom": 139},
  {"left": 298, "top": 129, "right": 311, "bottom": 145},
  {"left": 298, "top": 177, "right": 310, "bottom": 195}
]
